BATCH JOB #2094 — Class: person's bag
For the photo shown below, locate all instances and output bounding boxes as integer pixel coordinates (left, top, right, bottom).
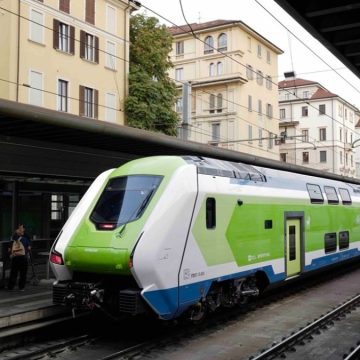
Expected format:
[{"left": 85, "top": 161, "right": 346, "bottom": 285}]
[{"left": 12, "top": 239, "right": 25, "bottom": 256}]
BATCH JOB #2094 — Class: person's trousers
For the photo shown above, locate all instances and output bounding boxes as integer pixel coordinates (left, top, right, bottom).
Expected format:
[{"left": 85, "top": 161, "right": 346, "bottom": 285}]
[{"left": 8, "top": 256, "right": 28, "bottom": 290}]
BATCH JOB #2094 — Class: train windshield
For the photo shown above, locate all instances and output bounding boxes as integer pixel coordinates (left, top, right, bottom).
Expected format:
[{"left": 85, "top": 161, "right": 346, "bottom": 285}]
[{"left": 90, "top": 175, "right": 163, "bottom": 229}]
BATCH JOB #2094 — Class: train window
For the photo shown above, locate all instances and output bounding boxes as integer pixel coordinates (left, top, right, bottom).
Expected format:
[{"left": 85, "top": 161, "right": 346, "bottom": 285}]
[
  {"left": 90, "top": 175, "right": 163, "bottom": 229},
  {"left": 324, "top": 186, "right": 339, "bottom": 204},
  {"left": 306, "top": 184, "right": 324, "bottom": 204},
  {"left": 206, "top": 197, "right": 216, "bottom": 229},
  {"left": 338, "top": 188, "right": 352, "bottom": 205},
  {"left": 264, "top": 220, "right": 272, "bottom": 229},
  {"left": 339, "top": 231, "right": 349, "bottom": 250},
  {"left": 289, "top": 225, "right": 296, "bottom": 261},
  {"left": 324, "top": 233, "right": 337, "bottom": 253}
]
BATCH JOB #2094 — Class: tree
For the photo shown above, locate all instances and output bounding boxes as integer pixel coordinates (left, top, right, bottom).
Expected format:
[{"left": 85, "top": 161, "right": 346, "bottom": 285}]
[{"left": 125, "top": 14, "right": 179, "bottom": 136}]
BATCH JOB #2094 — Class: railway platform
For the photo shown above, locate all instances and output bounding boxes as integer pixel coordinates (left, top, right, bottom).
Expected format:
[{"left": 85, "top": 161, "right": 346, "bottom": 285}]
[{"left": 0, "top": 261, "right": 68, "bottom": 340}]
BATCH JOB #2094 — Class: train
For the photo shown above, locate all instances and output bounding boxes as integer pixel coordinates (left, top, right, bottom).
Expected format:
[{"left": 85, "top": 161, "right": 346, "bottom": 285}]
[{"left": 50, "top": 156, "right": 360, "bottom": 320}]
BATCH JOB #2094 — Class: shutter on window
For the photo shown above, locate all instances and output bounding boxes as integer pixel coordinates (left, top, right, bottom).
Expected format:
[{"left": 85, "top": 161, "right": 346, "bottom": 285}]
[
  {"left": 94, "top": 89, "right": 99, "bottom": 119},
  {"left": 60, "top": 0, "right": 70, "bottom": 13},
  {"left": 86, "top": 0, "right": 95, "bottom": 25},
  {"left": 79, "top": 86, "right": 85, "bottom": 116},
  {"left": 70, "top": 25, "right": 75, "bottom": 55},
  {"left": 80, "top": 30, "right": 85, "bottom": 59},
  {"left": 94, "top": 36, "right": 99, "bottom": 64},
  {"left": 53, "top": 19, "right": 59, "bottom": 49}
]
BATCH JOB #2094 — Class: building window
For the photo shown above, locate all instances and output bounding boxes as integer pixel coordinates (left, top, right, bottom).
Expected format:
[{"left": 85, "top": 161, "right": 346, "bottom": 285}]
[
  {"left": 302, "top": 106, "right": 308, "bottom": 117},
  {"left": 218, "top": 33, "right": 227, "bottom": 51},
  {"left": 212, "top": 123, "right": 220, "bottom": 141},
  {"left": 246, "top": 65, "right": 254, "bottom": 80},
  {"left": 209, "top": 94, "right": 215, "bottom": 113},
  {"left": 320, "top": 150, "right": 327, "bottom": 163},
  {"left": 247, "top": 36, "right": 251, "bottom": 51},
  {"left": 303, "top": 91, "right": 309, "bottom": 98},
  {"left": 266, "top": 75, "right": 272, "bottom": 89},
  {"left": 266, "top": 103, "right": 273, "bottom": 118},
  {"left": 340, "top": 151, "right": 343, "bottom": 164},
  {"left": 106, "top": 5, "right": 116, "bottom": 34},
  {"left": 302, "top": 129, "right": 309, "bottom": 142},
  {"left": 248, "top": 125, "right": 253, "bottom": 143},
  {"left": 51, "top": 195, "right": 63, "bottom": 220},
  {"left": 85, "top": 0, "right": 95, "bottom": 24},
  {"left": 256, "top": 70, "right": 263, "bottom": 85},
  {"left": 319, "top": 104, "right": 326, "bottom": 115},
  {"left": 176, "top": 41, "right": 184, "bottom": 55},
  {"left": 280, "top": 108, "right": 285, "bottom": 119},
  {"left": 248, "top": 95, "right": 252, "bottom": 111},
  {"left": 204, "top": 36, "right": 214, "bottom": 54},
  {"left": 258, "top": 100, "right": 262, "bottom": 115},
  {"left": 319, "top": 128, "right": 326, "bottom": 141},
  {"left": 302, "top": 152, "right": 309, "bottom": 164},
  {"left": 217, "top": 62, "right": 223, "bottom": 75},
  {"left": 53, "top": 20, "right": 74, "bottom": 54},
  {"left": 280, "top": 153, "right": 287, "bottom": 162},
  {"left": 29, "top": 70, "right": 43, "bottom": 106},
  {"left": 257, "top": 43, "right": 262, "bottom": 57},
  {"left": 268, "top": 132, "right": 273, "bottom": 149},
  {"left": 209, "top": 63, "right": 215, "bottom": 76},
  {"left": 57, "top": 79, "right": 68, "bottom": 112},
  {"left": 59, "top": 0, "right": 70, "bottom": 13},
  {"left": 266, "top": 50, "right": 271, "bottom": 63},
  {"left": 79, "top": 86, "right": 98, "bottom": 118},
  {"left": 30, "top": 9, "right": 44, "bottom": 44},
  {"left": 258, "top": 129, "right": 263, "bottom": 146},
  {"left": 80, "top": 31, "right": 99, "bottom": 63},
  {"left": 105, "top": 92, "right": 116, "bottom": 122},
  {"left": 175, "top": 68, "right": 183, "bottom": 81},
  {"left": 345, "top": 152, "right": 348, "bottom": 166},
  {"left": 106, "top": 41, "right": 116, "bottom": 69},
  {"left": 217, "top": 93, "right": 223, "bottom": 113}
]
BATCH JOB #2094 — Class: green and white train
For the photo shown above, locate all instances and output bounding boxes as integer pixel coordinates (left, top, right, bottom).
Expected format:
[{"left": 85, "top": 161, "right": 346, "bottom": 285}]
[{"left": 50, "top": 156, "right": 360, "bottom": 320}]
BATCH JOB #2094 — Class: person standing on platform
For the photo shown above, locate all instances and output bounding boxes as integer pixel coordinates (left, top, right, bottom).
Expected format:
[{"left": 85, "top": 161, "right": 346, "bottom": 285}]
[{"left": 7, "top": 224, "right": 31, "bottom": 291}]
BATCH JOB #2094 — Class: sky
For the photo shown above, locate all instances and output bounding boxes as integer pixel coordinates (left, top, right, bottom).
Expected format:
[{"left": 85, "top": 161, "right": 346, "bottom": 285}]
[{"left": 137, "top": 0, "right": 360, "bottom": 109}]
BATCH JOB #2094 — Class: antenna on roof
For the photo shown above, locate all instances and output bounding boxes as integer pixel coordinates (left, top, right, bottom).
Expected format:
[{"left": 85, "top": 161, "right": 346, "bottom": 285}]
[{"left": 198, "top": 12, "right": 201, "bottom": 23}]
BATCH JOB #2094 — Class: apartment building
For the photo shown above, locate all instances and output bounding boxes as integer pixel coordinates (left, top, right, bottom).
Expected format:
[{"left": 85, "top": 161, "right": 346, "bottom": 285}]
[
  {"left": 169, "top": 20, "right": 283, "bottom": 160},
  {"left": 278, "top": 77, "right": 359, "bottom": 177},
  {"left": 0, "top": 0, "right": 138, "bottom": 124}
]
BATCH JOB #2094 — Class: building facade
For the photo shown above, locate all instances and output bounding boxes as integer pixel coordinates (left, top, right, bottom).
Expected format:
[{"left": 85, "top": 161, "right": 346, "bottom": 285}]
[
  {"left": 278, "top": 77, "right": 359, "bottom": 177},
  {"left": 0, "top": 0, "right": 138, "bottom": 124},
  {"left": 169, "top": 20, "right": 283, "bottom": 160}
]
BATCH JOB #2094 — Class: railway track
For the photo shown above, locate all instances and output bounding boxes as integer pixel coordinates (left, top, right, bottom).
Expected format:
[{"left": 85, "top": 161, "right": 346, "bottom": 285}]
[
  {"left": 249, "top": 293, "right": 360, "bottom": 360},
  {"left": 2, "top": 263, "right": 359, "bottom": 360}
]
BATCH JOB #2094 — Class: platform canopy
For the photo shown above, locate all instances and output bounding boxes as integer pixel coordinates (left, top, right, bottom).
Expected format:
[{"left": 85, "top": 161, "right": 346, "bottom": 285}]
[
  {"left": 1, "top": 98, "right": 360, "bottom": 185},
  {"left": 274, "top": 0, "right": 360, "bottom": 79}
]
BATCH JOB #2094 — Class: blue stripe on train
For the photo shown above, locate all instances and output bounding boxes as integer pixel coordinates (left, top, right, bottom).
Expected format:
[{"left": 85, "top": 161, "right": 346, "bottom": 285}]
[{"left": 142, "top": 248, "right": 360, "bottom": 319}]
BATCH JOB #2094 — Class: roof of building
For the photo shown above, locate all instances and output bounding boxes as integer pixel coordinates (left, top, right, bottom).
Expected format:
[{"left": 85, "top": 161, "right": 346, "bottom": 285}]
[
  {"left": 168, "top": 19, "right": 283, "bottom": 54},
  {"left": 278, "top": 78, "right": 317, "bottom": 89},
  {"left": 310, "top": 88, "right": 337, "bottom": 100},
  {"left": 169, "top": 20, "right": 238, "bottom": 35}
]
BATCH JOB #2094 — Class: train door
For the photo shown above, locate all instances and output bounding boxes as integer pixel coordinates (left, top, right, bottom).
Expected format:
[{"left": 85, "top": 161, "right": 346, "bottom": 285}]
[{"left": 285, "top": 217, "right": 302, "bottom": 277}]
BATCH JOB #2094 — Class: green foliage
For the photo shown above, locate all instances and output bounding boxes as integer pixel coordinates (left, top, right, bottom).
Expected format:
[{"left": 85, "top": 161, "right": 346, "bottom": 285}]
[{"left": 125, "top": 14, "right": 179, "bottom": 136}]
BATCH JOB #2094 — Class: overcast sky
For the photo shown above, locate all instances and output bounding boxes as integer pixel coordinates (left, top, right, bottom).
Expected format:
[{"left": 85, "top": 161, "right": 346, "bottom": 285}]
[{"left": 137, "top": 0, "right": 360, "bottom": 109}]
